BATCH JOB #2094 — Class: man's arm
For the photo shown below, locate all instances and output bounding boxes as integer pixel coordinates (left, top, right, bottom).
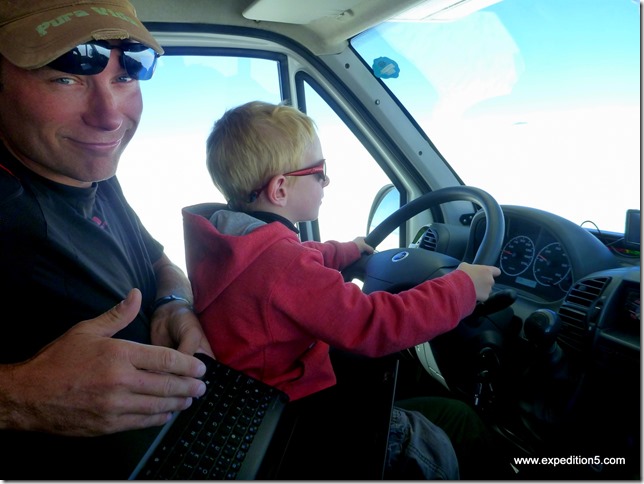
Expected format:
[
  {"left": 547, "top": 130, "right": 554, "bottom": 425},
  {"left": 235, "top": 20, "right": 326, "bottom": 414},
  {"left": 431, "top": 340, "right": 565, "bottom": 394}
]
[
  {"left": 153, "top": 252, "right": 195, "bottom": 305},
  {"left": 150, "top": 253, "right": 214, "bottom": 357}
]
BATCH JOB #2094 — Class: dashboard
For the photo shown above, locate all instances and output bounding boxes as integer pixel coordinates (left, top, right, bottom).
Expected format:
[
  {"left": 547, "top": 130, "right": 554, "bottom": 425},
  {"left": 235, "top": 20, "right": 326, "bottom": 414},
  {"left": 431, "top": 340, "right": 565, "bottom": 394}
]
[
  {"left": 414, "top": 204, "right": 640, "bottom": 350},
  {"left": 465, "top": 205, "right": 623, "bottom": 303},
  {"left": 458, "top": 204, "right": 640, "bottom": 363},
  {"left": 414, "top": 204, "right": 639, "bottom": 476}
]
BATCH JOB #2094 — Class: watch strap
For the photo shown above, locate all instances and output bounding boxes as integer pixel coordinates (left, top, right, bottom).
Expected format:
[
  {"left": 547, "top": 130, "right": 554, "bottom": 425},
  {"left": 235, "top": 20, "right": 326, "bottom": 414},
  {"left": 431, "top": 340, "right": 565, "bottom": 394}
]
[{"left": 152, "top": 294, "right": 193, "bottom": 312}]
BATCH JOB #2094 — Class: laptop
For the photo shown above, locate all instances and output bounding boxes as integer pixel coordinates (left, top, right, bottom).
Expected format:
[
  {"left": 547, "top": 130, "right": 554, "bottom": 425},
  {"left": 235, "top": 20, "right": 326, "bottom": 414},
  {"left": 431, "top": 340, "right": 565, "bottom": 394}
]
[
  {"left": 129, "top": 353, "right": 288, "bottom": 480},
  {"left": 130, "top": 352, "right": 398, "bottom": 480}
]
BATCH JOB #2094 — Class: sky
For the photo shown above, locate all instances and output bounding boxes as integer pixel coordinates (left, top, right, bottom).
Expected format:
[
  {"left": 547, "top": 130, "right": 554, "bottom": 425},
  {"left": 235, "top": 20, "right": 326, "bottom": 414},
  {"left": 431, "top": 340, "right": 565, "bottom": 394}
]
[{"left": 351, "top": 0, "right": 640, "bottom": 234}]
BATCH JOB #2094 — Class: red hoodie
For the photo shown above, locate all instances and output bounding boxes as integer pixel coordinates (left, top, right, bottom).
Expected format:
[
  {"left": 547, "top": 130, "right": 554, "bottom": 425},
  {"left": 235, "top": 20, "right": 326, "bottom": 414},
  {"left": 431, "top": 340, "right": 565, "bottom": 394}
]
[{"left": 183, "top": 204, "right": 476, "bottom": 401}]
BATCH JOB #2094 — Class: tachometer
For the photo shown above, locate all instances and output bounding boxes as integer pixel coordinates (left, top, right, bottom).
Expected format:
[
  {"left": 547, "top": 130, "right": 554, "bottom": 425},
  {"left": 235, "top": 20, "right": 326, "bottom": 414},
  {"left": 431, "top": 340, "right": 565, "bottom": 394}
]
[
  {"left": 533, "top": 242, "right": 571, "bottom": 286},
  {"left": 500, "top": 235, "right": 535, "bottom": 276}
]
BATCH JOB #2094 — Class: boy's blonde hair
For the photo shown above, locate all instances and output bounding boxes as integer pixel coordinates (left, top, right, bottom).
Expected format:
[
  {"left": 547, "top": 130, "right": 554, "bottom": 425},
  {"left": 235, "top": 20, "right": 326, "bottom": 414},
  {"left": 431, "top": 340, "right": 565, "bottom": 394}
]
[{"left": 206, "top": 101, "right": 317, "bottom": 210}]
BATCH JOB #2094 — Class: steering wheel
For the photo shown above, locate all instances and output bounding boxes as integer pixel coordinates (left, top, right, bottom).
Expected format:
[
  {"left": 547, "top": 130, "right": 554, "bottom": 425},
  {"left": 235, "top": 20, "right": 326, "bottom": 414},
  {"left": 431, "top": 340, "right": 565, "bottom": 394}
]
[{"left": 342, "top": 186, "right": 504, "bottom": 294}]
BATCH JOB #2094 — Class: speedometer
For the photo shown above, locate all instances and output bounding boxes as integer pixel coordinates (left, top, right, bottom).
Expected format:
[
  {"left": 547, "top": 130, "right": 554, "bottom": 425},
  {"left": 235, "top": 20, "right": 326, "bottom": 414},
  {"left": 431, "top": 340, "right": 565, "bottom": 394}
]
[
  {"left": 533, "top": 242, "right": 571, "bottom": 286},
  {"left": 500, "top": 236, "right": 535, "bottom": 276}
]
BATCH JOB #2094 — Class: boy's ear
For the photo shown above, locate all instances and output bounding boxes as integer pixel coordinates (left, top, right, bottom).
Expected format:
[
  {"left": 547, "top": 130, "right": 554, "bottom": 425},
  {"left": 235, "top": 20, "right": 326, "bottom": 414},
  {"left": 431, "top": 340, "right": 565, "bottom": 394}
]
[{"left": 265, "top": 175, "right": 288, "bottom": 207}]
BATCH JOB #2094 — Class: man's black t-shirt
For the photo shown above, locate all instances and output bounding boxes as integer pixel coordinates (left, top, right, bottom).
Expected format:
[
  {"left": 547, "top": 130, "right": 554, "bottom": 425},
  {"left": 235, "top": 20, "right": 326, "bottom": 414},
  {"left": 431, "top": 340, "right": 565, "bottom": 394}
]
[
  {"left": 0, "top": 150, "right": 163, "bottom": 362},
  {"left": 0, "top": 148, "right": 165, "bottom": 478}
]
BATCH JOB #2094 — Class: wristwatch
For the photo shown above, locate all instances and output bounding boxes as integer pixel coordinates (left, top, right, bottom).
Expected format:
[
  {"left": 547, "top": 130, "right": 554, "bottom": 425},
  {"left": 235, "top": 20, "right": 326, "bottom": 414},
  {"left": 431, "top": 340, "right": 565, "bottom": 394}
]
[{"left": 152, "top": 294, "right": 193, "bottom": 312}]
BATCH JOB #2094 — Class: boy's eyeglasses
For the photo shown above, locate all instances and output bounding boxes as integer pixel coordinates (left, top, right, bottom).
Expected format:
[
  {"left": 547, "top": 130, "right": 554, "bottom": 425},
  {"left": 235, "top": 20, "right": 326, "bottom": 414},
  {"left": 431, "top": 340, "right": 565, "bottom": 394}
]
[
  {"left": 46, "top": 40, "right": 159, "bottom": 80},
  {"left": 248, "top": 159, "right": 327, "bottom": 202},
  {"left": 283, "top": 159, "right": 327, "bottom": 182}
]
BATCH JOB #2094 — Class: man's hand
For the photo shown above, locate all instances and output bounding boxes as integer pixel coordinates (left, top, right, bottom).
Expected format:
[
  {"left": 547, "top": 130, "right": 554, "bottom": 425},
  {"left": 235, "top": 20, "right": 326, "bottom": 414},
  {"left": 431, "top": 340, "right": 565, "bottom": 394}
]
[
  {"left": 0, "top": 289, "right": 207, "bottom": 437},
  {"left": 150, "top": 300, "right": 213, "bottom": 357}
]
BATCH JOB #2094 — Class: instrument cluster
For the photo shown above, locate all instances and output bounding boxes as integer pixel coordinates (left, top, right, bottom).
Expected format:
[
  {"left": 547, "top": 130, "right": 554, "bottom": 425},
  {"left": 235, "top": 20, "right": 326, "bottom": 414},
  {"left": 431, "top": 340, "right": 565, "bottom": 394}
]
[{"left": 495, "top": 217, "right": 573, "bottom": 301}]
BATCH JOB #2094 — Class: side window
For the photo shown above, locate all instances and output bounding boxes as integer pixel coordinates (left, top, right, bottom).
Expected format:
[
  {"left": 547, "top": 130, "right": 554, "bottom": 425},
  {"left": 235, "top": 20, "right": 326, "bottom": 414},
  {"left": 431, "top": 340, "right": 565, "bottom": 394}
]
[
  {"left": 119, "top": 55, "right": 282, "bottom": 270},
  {"left": 301, "top": 81, "right": 396, "bottom": 247},
  {"left": 118, "top": 54, "right": 400, "bottom": 272}
]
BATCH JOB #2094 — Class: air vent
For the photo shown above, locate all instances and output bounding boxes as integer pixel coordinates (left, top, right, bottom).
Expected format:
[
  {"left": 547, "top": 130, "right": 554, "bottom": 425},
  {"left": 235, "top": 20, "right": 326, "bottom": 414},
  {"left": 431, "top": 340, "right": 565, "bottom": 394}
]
[
  {"left": 557, "top": 276, "right": 610, "bottom": 354},
  {"left": 565, "top": 277, "right": 610, "bottom": 307},
  {"left": 418, "top": 227, "right": 438, "bottom": 251}
]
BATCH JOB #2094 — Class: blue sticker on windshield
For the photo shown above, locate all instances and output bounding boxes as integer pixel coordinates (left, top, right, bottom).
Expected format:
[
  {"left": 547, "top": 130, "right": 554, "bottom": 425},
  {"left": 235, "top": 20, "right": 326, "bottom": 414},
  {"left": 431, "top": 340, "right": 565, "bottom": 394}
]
[{"left": 372, "top": 56, "right": 400, "bottom": 79}]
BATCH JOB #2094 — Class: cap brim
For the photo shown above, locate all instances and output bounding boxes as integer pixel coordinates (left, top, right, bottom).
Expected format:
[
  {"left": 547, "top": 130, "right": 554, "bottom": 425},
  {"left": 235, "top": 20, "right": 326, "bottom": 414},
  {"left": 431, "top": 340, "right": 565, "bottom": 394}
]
[{"left": 0, "top": 3, "right": 163, "bottom": 69}]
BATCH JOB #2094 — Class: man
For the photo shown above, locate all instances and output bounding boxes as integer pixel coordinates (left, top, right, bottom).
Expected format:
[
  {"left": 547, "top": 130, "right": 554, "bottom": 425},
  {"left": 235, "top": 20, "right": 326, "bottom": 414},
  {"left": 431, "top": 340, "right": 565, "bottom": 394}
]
[{"left": 0, "top": 0, "right": 212, "bottom": 478}]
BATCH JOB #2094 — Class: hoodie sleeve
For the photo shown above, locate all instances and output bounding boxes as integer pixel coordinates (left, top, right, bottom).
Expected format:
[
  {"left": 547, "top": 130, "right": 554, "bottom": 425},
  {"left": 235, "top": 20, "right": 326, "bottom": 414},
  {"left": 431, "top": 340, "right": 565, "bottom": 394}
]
[
  {"left": 268, "top": 244, "right": 477, "bottom": 358},
  {"left": 301, "top": 239, "right": 361, "bottom": 271}
]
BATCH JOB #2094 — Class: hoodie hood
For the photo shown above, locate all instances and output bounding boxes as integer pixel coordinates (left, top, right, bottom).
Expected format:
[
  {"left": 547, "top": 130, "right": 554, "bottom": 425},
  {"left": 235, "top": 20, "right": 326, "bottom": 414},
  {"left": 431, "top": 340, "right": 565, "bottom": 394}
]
[
  {"left": 209, "top": 209, "right": 266, "bottom": 236},
  {"left": 182, "top": 203, "right": 299, "bottom": 312}
]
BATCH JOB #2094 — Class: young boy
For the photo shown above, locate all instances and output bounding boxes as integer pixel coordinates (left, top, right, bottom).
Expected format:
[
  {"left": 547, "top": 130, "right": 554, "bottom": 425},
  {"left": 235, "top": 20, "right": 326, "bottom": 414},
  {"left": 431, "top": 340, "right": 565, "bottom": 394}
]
[{"left": 183, "top": 101, "right": 501, "bottom": 479}]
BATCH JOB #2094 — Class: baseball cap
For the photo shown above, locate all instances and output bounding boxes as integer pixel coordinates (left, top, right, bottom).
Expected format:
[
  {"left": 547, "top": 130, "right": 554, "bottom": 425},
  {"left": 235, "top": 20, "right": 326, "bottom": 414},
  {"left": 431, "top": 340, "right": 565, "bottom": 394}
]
[{"left": 0, "top": 0, "right": 164, "bottom": 69}]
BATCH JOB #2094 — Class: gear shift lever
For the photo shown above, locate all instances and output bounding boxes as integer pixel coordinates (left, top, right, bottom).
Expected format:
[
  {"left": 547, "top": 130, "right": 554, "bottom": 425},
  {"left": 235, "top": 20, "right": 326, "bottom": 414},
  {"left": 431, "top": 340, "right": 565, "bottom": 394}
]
[
  {"left": 523, "top": 309, "right": 563, "bottom": 364},
  {"left": 519, "top": 309, "right": 574, "bottom": 428},
  {"left": 524, "top": 308, "right": 560, "bottom": 342}
]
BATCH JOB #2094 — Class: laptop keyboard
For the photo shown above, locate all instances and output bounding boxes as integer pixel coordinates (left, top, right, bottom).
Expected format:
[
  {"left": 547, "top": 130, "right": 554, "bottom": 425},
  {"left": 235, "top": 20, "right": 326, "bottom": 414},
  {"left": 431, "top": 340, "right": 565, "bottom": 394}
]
[{"left": 131, "top": 354, "right": 288, "bottom": 480}]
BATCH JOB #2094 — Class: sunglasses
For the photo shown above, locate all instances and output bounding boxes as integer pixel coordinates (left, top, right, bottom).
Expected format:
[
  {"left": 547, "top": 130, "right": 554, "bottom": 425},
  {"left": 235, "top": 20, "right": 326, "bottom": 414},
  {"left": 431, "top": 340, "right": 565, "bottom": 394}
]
[
  {"left": 248, "top": 159, "right": 327, "bottom": 202},
  {"left": 47, "top": 40, "right": 159, "bottom": 81},
  {"left": 283, "top": 159, "right": 327, "bottom": 182}
]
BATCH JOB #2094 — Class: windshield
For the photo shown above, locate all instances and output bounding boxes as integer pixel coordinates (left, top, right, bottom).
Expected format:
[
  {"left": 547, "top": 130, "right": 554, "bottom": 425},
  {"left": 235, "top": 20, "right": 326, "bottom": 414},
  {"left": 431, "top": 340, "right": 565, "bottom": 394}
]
[{"left": 351, "top": 0, "right": 640, "bottom": 234}]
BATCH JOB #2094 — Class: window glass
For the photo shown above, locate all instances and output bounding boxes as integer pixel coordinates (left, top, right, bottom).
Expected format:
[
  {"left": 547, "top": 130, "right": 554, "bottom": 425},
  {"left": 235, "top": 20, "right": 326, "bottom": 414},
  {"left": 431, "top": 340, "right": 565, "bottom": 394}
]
[
  {"left": 119, "top": 55, "right": 282, "bottom": 270},
  {"left": 301, "top": 82, "right": 394, "bottom": 247},
  {"left": 351, "top": 0, "right": 639, "bottom": 234}
]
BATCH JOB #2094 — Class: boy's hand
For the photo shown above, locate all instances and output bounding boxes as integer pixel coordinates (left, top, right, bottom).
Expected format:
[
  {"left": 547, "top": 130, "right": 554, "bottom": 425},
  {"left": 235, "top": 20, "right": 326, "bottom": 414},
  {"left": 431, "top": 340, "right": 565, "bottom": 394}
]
[
  {"left": 353, "top": 236, "right": 375, "bottom": 254},
  {"left": 457, "top": 262, "right": 501, "bottom": 302}
]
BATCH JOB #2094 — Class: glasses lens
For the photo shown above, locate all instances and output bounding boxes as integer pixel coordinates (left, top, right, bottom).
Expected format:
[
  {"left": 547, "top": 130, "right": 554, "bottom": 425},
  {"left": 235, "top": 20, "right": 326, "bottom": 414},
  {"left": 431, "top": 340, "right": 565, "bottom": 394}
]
[
  {"left": 311, "top": 161, "right": 326, "bottom": 182},
  {"left": 48, "top": 42, "right": 110, "bottom": 75},
  {"left": 46, "top": 42, "right": 158, "bottom": 80},
  {"left": 315, "top": 162, "right": 326, "bottom": 182},
  {"left": 120, "top": 43, "right": 159, "bottom": 81}
]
